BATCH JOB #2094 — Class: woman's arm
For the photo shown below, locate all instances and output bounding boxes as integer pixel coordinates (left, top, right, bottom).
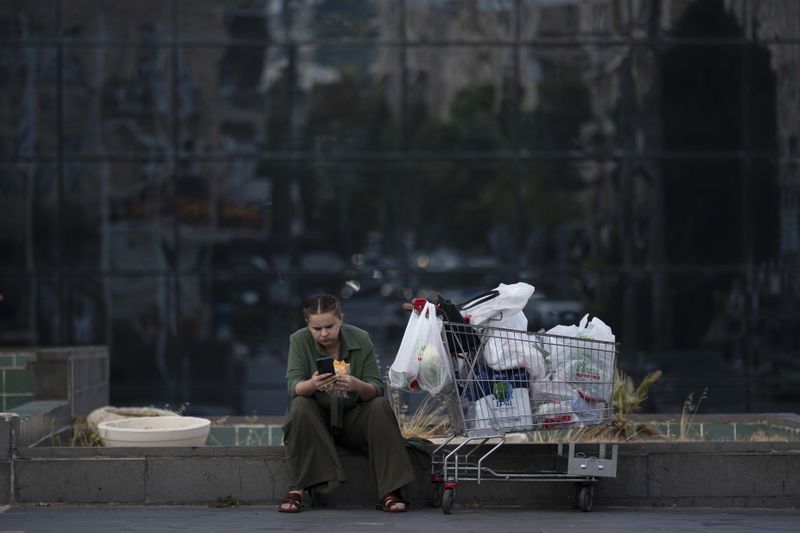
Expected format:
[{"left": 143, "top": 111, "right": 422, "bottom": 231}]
[
  {"left": 337, "top": 338, "right": 382, "bottom": 401},
  {"left": 285, "top": 333, "right": 336, "bottom": 397}
]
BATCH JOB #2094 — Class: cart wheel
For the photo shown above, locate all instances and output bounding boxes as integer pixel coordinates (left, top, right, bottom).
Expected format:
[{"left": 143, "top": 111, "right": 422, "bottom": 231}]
[
  {"left": 577, "top": 485, "right": 593, "bottom": 512},
  {"left": 442, "top": 489, "right": 454, "bottom": 515},
  {"left": 431, "top": 482, "right": 443, "bottom": 507}
]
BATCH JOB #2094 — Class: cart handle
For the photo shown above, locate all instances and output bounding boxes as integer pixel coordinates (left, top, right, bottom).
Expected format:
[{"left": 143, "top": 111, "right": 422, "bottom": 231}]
[{"left": 411, "top": 297, "right": 429, "bottom": 313}]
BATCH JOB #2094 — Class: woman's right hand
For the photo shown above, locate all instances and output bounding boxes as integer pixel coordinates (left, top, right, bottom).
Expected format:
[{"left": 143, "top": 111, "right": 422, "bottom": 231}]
[{"left": 311, "top": 371, "right": 338, "bottom": 392}]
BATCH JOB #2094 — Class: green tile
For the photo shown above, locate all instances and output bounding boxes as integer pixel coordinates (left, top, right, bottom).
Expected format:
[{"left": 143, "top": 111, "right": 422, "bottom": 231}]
[
  {"left": 5, "top": 394, "right": 35, "bottom": 412},
  {"left": 207, "top": 426, "right": 236, "bottom": 446},
  {"left": 4, "top": 368, "right": 36, "bottom": 394},
  {"left": 703, "top": 423, "right": 735, "bottom": 440},
  {"left": 15, "top": 353, "right": 36, "bottom": 365},
  {"left": 237, "top": 426, "right": 269, "bottom": 446},
  {"left": 270, "top": 426, "right": 284, "bottom": 446},
  {"left": 0, "top": 356, "right": 15, "bottom": 368}
]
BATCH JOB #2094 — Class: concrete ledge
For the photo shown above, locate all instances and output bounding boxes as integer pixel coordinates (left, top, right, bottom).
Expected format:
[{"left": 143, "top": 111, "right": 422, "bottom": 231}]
[{"left": 5, "top": 441, "right": 799, "bottom": 508}]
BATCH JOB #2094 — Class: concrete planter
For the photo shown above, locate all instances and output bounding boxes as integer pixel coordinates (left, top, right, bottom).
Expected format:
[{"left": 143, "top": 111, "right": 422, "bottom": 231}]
[
  {"left": 2, "top": 440, "right": 799, "bottom": 508},
  {"left": 98, "top": 417, "right": 211, "bottom": 447}
]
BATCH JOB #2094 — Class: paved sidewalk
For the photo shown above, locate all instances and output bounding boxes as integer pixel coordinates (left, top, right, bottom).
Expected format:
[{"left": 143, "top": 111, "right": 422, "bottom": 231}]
[{"left": 1, "top": 505, "right": 798, "bottom": 532}]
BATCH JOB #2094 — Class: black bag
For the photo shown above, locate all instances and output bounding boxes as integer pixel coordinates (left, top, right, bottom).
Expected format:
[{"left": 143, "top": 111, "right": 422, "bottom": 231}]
[
  {"left": 435, "top": 292, "right": 484, "bottom": 354},
  {"left": 457, "top": 289, "right": 500, "bottom": 315}
]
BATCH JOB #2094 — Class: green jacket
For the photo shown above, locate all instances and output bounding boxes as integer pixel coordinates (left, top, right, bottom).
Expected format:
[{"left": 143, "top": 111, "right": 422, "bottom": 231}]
[{"left": 285, "top": 324, "right": 385, "bottom": 430}]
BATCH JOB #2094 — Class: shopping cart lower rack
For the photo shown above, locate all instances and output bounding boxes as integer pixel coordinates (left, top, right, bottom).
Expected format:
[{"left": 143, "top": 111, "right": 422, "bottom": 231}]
[{"left": 430, "top": 316, "right": 620, "bottom": 514}]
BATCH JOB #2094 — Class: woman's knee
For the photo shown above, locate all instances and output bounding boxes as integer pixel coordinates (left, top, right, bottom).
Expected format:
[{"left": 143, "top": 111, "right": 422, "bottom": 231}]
[
  {"left": 363, "top": 397, "right": 395, "bottom": 420},
  {"left": 286, "top": 396, "right": 321, "bottom": 423}
]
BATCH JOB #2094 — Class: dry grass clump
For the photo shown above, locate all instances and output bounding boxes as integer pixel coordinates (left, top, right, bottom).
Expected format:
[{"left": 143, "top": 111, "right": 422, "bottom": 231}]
[
  {"left": 389, "top": 386, "right": 451, "bottom": 440},
  {"left": 742, "top": 431, "right": 787, "bottom": 443},
  {"left": 71, "top": 418, "right": 105, "bottom": 447},
  {"left": 677, "top": 388, "right": 708, "bottom": 440},
  {"left": 580, "top": 369, "right": 666, "bottom": 442}
]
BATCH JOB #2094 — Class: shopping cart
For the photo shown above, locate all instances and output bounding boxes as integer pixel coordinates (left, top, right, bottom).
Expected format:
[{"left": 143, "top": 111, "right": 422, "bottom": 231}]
[{"left": 418, "top": 298, "right": 619, "bottom": 514}]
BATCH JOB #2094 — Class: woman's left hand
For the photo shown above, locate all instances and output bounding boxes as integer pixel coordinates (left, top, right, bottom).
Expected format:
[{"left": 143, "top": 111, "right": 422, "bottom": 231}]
[
  {"left": 333, "top": 373, "right": 358, "bottom": 393},
  {"left": 331, "top": 373, "right": 377, "bottom": 400}
]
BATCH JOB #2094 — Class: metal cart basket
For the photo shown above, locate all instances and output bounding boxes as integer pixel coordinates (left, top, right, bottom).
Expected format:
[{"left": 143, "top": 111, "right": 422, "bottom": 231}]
[{"left": 430, "top": 314, "right": 620, "bottom": 514}]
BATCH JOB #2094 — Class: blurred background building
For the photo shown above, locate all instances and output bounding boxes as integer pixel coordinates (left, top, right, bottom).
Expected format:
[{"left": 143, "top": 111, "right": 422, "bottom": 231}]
[{"left": 0, "top": 0, "right": 798, "bottom": 415}]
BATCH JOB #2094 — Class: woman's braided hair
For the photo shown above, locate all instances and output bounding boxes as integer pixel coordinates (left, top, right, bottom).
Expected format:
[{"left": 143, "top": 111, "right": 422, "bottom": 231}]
[{"left": 302, "top": 294, "right": 342, "bottom": 321}]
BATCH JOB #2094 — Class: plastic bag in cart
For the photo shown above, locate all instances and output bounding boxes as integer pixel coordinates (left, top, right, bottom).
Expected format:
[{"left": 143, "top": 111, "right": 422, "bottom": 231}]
[
  {"left": 546, "top": 314, "right": 616, "bottom": 402},
  {"left": 535, "top": 400, "right": 580, "bottom": 430},
  {"left": 534, "top": 391, "right": 606, "bottom": 429},
  {"left": 459, "top": 282, "right": 535, "bottom": 326},
  {"left": 458, "top": 363, "right": 529, "bottom": 402},
  {"left": 389, "top": 301, "right": 452, "bottom": 394},
  {"left": 467, "top": 386, "right": 535, "bottom": 433},
  {"left": 481, "top": 310, "right": 547, "bottom": 378}
]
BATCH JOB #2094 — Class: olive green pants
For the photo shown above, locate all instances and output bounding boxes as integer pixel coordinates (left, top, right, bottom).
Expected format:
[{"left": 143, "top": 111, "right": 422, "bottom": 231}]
[{"left": 282, "top": 396, "right": 416, "bottom": 498}]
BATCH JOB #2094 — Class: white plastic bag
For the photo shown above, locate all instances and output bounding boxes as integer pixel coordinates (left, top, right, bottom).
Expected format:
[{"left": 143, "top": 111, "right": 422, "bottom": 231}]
[
  {"left": 468, "top": 386, "right": 535, "bottom": 432},
  {"left": 388, "top": 303, "right": 426, "bottom": 391},
  {"left": 389, "top": 302, "right": 452, "bottom": 394},
  {"left": 530, "top": 374, "right": 575, "bottom": 402},
  {"left": 460, "top": 282, "right": 535, "bottom": 326},
  {"left": 547, "top": 314, "right": 616, "bottom": 402},
  {"left": 482, "top": 310, "right": 547, "bottom": 378}
]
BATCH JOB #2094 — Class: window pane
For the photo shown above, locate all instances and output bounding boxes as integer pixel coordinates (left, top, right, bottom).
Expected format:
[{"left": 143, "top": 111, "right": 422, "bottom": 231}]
[
  {"left": 406, "top": 0, "right": 514, "bottom": 42},
  {"left": 0, "top": 47, "right": 58, "bottom": 157},
  {"left": 296, "top": 46, "right": 401, "bottom": 152},
  {"left": 65, "top": 277, "right": 106, "bottom": 346},
  {"left": 0, "top": 0, "right": 57, "bottom": 42},
  {"left": 177, "top": 0, "right": 286, "bottom": 44},
  {"left": 659, "top": 0, "right": 800, "bottom": 41},
  {"left": 61, "top": 0, "right": 170, "bottom": 43},
  {"left": 179, "top": 46, "right": 291, "bottom": 154},
  {"left": 100, "top": 161, "right": 175, "bottom": 272},
  {"left": 406, "top": 47, "right": 514, "bottom": 152},
  {"left": 518, "top": 46, "right": 630, "bottom": 153},
  {"left": 108, "top": 275, "right": 175, "bottom": 405},
  {"left": 292, "top": 0, "right": 399, "bottom": 41},
  {"left": 0, "top": 163, "right": 58, "bottom": 270},
  {"left": 61, "top": 47, "right": 174, "bottom": 156}
]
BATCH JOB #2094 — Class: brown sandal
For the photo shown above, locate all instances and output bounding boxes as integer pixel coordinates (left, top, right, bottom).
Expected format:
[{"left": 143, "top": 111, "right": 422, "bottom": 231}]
[
  {"left": 376, "top": 492, "right": 409, "bottom": 512},
  {"left": 278, "top": 491, "right": 302, "bottom": 513}
]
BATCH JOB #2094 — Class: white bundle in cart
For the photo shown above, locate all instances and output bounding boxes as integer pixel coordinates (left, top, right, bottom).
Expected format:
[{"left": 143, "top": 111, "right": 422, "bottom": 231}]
[
  {"left": 459, "top": 282, "right": 547, "bottom": 378},
  {"left": 545, "top": 314, "right": 616, "bottom": 403},
  {"left": 467, "top": 385, "right": 535, "bottom": 432},
  {"left": 526, "top": 314, "right": 617, "bottom": 429}
]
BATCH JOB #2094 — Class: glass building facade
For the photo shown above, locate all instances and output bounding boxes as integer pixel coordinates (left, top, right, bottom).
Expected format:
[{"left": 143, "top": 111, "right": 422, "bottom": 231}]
[{"left": 0, "top": 0, "right": 798, "bottom": 415}]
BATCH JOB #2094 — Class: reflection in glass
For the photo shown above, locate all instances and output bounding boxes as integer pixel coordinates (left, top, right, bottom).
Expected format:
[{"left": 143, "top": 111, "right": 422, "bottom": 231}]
[
  {"left": 62, "top": 46, "right": 173, "bottom": 156},
  {"left": 108, "top": 275, "right": 174, "bottom": 405},
  {"left": 659, "top": 0, "right": 800, "bottom": 41},
  {"left": 179, "top": 46, "right": 290, "bottom": 154},
  {"left": 0, "top": 47, "right": 58, "bottom": 156},
  {"left": 292, "top": 0, "right": 397, "bottom": 41},
  {"left": 177, "top": 0, "right": 286, "bottom": 43},
  {"left": 65, "top": 278, "right": 106, "bottom": 346},
  {"left": 0, "top": 1, "right": 57, "bottom": 42},
  {"left": 405, "top": 0, "right": 513, "bottom": 42},
  {"left": 519, "top": 46, "right": 632, "bottom": 153},
  {"left": 0, "top": 164, "right": 58, "bottom": 270},
  {"left": 0, "top": 278, "right": 34, "bottom": 345},
  {"left": 296, "top": 46, "right": 401, "bottom": 151},
  {"left": 60, "top": 0, "right": 169, "bottom": 42},
  {"left": 406, "top": 47, "right": 514, "bottom": 152}
]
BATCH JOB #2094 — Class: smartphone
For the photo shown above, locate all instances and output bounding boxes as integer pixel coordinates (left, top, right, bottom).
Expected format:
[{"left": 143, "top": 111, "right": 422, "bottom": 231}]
[{"left": 315, "top": 356, "right": 335, "bottom": 376}]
